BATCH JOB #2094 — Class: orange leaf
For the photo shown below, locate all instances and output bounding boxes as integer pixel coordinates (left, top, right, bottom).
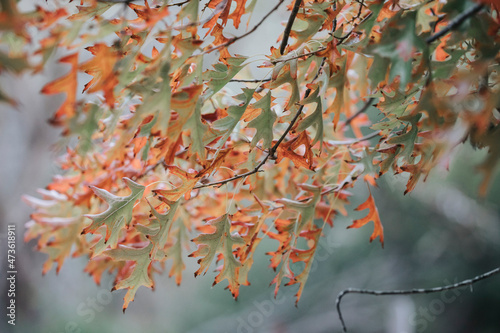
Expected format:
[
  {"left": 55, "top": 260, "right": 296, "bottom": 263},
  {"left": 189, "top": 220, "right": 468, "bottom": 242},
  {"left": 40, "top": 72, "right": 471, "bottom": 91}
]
[
  {"left": 41, "top": 53, "right": 78, "bottom": 125},
  {"left": 154, "top": 166, "right": 199, "bottom": 202},
  {"left": 276, "top": 131, "right": 315, "bottom": 170},
  {"left": 347, "top": 190, "right": 384, "bottom": 247},
  {"left": 228, "top": 0, "right": 247, "bottom": 29},
  {"left": 79, "top": 43, "right": 120, "bottom": 106}
]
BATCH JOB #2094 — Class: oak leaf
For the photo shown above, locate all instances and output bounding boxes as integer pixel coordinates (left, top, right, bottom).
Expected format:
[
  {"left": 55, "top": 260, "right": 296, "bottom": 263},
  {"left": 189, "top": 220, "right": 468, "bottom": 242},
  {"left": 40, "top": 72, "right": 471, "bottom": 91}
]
[
  {"left": 83, "top": 178, "right": 145, "bottom": 249},
  {"left": 347, "top": 190, "right": 384, "bottom": 247},
  {"left": 189, "top": 214, "right": 245, "bottom": 298}
]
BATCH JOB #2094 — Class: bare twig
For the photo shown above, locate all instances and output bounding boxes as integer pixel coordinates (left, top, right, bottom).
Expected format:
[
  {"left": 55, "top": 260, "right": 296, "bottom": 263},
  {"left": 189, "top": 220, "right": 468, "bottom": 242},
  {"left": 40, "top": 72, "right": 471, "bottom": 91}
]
[
  {"left": 426, "top": 3, "right": 484, "bottom": 44},
  {"left": 98, "top": 0, "right": 189, "bottom": 5},
  {"left": 280, "top": 0, "right": 303, "bottom": 55},
  {"left": 167, "top": 0, "right": 191, "bottom": 7},
  {"left": 336, "top": 266, "right": 500, "bottom": 332},
  {"left": 272, "top": 46, "right": 327, "bottom": 65},
  {"left": 229, "top": 78, "right": 271, "bottom": 83},
  {"left": 203, "top": 0, "right": 285, "bottom": 54},
  {"left": 267, "top": 165, "right": 361, "bottom": 212},
  {"left": 342, "top": 97, "right": 376, "bottom": 129},
  {"left": 328, "top": 131, "right": 380, "bottom": 146}
]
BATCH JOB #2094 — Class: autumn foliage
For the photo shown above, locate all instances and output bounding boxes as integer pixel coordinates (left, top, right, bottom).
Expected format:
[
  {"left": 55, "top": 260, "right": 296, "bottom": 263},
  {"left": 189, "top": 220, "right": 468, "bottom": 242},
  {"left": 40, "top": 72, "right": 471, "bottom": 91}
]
[{"left": 1, "top": 0, "right": 498, "bottom": 311}]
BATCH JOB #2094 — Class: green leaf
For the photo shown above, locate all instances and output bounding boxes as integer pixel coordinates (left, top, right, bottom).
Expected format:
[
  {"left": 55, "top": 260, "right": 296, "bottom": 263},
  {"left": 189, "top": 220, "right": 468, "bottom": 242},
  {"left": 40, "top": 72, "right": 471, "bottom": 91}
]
[
  {"left": 269, "top": 64, "right": 300, "bottom": 111},
  {"left": 247, "top": 91, "right": 276, "bottom": 149},
  {"left": 377, "top": 89, "right": 419, "bottom": 117},
  {"left": 70, "top": 103, "right": 101, "bottom": 155},
  {"left": 212, "top": 88, "right": 255, "bottom": 148},
  {"left": 84, "top": 178, "right": 145, "bottom": 249},
  {"left": 105, "top": 243, "right": 154, "bottom": 312},
  {"left": 189, "top": 214, "right": 245, "bottom": 298},
  {"left": 0, "top": 50, "right": 29, "bottom": 73},
  {"left": 203, "top": 56, "right": 247, "bottom": 96},
  {"left": 387, "top": 114, "right": 421, "bottom": 163},
  {"left": 185, "top": 99, "right": 207, "bottom": 160},
  {"left": 297, "top": 89, "right": 324, "bottom": 146},
  {"left": 165, "top": 217, "right": 189, "bottom": 286},
  {"left": 276, "top": 184, "right": 322, "bottom": 231},
  {"left": 368, "top": 12, "right": 424, "bottom": 89},
  {"left": 147, "top": 199, "right": 181, "bottom": 260},
  {"left": 368, "top": 55, "right": 390, "bottom": 90},
  {"left": 133, "top": 62, "right": 172, "bottom": 137},
  {"left": 288, "top": 15, "right": 324, "bottom": 51}
]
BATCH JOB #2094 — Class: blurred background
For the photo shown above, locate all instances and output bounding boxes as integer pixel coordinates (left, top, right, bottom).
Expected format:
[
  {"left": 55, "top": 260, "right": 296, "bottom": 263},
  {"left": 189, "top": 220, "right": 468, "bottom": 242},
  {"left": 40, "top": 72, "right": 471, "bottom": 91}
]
[{"left": 1, "top": 1, "right": 500, "bottom": 333}]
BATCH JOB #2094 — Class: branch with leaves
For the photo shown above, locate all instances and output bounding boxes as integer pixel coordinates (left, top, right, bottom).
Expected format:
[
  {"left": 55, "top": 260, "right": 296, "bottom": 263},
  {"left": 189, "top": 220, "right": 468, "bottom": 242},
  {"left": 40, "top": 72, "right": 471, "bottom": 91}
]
[{"left": 7, "top": 0, "right": 498, "bottom": 315}]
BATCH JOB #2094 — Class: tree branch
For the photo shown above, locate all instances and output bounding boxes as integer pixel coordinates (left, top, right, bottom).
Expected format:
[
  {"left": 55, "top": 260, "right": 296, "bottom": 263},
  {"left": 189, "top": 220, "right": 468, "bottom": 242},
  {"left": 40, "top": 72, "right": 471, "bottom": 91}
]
[
  {"left": 195, "top": 2, "right": 346, "bottom": 190},
  {"left": 203, "top": 0, "right": 285, "bottom": 54},
  {"left": 426, "top": 3, "right": 484, "bottom": 44},
  {"left": 280, "top": 0, "right": 303, "bottom": 55},
  {"left": 341, "top": 97, "right": 376, "bottom": 129},
  {"left": 328, "top": 130, "right": 380, "bottom": 146},
  {"left": 336, "top": 266, "right": 500, "bottom": 332},
  {"left": 229, "top": 78, "right": 271, "bottom": 83},
  {"left": 272, "top": 46, "right": 327, "bottom": 65},
  {"left": 194, "top": 64, "right": 322, "bottom": 190},
  {"left": 167, "top": 0, "right": 191, "bottom": 7}
]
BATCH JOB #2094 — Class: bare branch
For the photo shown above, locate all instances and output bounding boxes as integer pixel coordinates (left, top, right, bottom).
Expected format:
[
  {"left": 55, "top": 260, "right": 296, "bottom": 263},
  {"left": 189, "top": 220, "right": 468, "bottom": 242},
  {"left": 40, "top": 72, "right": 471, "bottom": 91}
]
[
  {"left": 203, "top": 0, "right": 285, "bottom": 54},
  {"left": 328, "top": 131, "right": 380, "bottom": 146},
  {"left": 336, "top": 266, "right": 500, "bottom": 332},
  {"left": 280, "top": 0, "right": 303, "bottom": 55},
  {"left": 167, "top": 0, "right": 191, "bottom": 7},
  {"left": 97, "top": 0, "right": 190, "bottom": 5},
  {"left": 272, "top": 46, "right": 326, "bottom": 65},
  {"left": 341, "top": 97, "right": 376, "bottom": 129},
  {"left": 426, "top": 3, "right": 484, "bottom": 44},
  {"left": 229, "top": 78, "right": 271, "bottom": 83}
]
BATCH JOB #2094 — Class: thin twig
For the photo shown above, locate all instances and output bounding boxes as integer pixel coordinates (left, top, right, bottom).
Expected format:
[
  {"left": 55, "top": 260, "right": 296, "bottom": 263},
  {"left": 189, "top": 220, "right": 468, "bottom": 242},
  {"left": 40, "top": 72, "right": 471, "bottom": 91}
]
[
  {"left": 193, "top": 158, "right": 267, "bottom": 189},
  {"left": 195, "top": 2, "right": 341, "bottom": 190},
  {"left": 271, "top": 46, "right": 326, "bottom": 65},
  {"left": 328, "top": 131, "right": 380, "bottom": 146},
  {"left": 203, "top": 0, "right": 285, "bottom": 54},
  {"left": 335, "top": 12, "right": 372, "bottom": 44},
  {"left": 336, "top": 266, "right": 500, "bottom": 332},
  {"left": 426, "top": 3, "right": 484, "bottom": 44},
  {"left": 280, "top": 0, "right": 303, "bottom": 55},
  {"left": 342, "top": 97, "right": 376, "bottom": 129},
  {"left": 229, "top": 78, "right": 272, "bottom": 83},
  {"left": 167, "top": 0, "right": 191, "bottom": 6},
  {"left": 268, "top": 165, "right": 360, "bottom": 212}
]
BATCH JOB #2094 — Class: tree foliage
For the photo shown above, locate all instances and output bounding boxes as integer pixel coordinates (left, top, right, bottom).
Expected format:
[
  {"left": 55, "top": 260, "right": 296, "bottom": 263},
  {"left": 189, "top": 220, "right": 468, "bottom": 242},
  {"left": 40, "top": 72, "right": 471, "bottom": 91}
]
[{"left": 3, "top": 0, "right": 498, "bottom": 311}]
